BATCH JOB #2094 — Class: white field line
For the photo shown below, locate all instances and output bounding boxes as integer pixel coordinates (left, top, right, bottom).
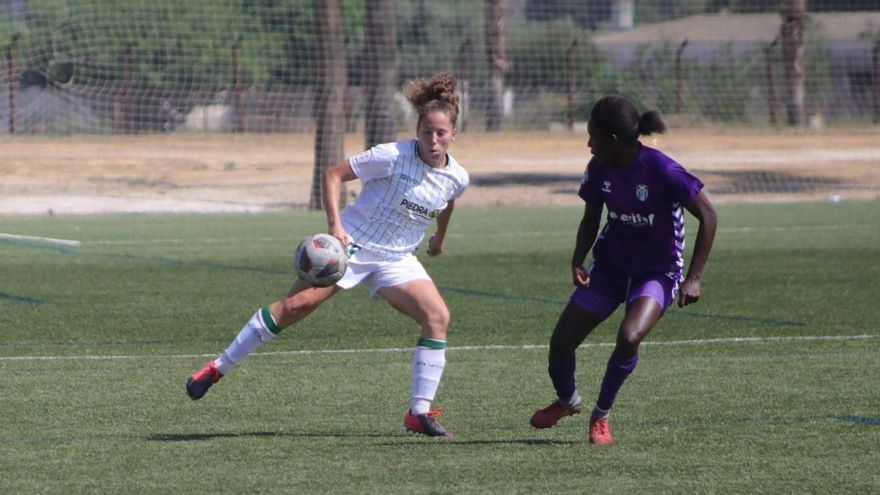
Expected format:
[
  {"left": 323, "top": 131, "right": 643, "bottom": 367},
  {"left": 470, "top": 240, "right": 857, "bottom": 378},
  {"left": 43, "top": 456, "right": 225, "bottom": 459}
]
[
  {"left": 0, "top": 334, "right": 875, "bottom": 362},
  {"left": 0, "top": 232, "right": 81, "bottom": 247},
  {"left": 84, "top": 223, "right": 858, "bottom": 246}
]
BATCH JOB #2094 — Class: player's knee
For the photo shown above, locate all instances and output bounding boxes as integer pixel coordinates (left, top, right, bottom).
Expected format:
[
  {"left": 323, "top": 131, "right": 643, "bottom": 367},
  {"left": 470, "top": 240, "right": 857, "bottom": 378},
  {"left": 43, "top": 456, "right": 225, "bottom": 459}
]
[
  {"left": 431, "top": 305, "right": 451, "bottom": 331},
  {"left": 615, "top": 332, "right": 642, "bottom": 357},
  {"left": 547, "top": 347, "right": 574, "bottom": 364},
  {"left": 548, "top": 336, "right": 575, "bottom": 363},
  {"left": 423, "top": 305, "right": 450, "bottom": 338}
]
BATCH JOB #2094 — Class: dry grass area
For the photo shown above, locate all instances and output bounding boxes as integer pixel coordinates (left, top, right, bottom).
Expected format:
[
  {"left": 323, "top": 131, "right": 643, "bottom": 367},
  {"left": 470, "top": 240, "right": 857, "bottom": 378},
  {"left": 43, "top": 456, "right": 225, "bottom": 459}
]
[{"left": 0, "top": 128, "right": 878, "bottom": 215}]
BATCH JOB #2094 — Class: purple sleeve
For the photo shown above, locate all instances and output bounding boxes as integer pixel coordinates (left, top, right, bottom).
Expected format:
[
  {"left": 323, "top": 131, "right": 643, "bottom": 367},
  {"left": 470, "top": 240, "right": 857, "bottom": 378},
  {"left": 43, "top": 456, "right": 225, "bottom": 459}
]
[
  {"left": 577, "top": 159, "right": 604, "bottom": 209},
  {"left": 664, "top": 160, "right": 704, "bottom": 205}
]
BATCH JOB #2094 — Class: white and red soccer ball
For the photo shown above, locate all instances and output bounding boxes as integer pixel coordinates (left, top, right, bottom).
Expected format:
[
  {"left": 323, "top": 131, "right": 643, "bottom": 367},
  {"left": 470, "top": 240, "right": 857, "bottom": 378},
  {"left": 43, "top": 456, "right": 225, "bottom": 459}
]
[{"left": 293, "top": 233, "right": 348, "bottom": 287}]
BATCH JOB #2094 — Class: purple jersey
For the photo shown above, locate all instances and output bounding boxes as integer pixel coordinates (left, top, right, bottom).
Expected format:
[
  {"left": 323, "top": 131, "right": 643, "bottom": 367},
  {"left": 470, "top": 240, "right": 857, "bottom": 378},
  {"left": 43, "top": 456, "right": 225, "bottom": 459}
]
[{"left": 578, "top": 144, "right": 703, "bottom": 276}]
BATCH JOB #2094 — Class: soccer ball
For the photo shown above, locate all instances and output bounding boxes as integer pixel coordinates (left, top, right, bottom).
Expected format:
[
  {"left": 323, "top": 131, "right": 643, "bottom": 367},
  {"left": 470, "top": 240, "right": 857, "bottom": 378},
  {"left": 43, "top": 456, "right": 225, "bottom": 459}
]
[{"left": 293, "top": 233, "right": 348, "bottom": 287}]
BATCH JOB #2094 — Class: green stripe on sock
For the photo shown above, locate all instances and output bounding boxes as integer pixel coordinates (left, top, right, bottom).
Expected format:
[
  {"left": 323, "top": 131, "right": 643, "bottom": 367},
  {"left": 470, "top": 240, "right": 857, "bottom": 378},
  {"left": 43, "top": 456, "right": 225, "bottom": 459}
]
[
  {"left": 416, "top": 337, "right": 447, "bottom": 349},
  {"left": 261, "top": 305, "right": 280, "bottom": 335}
]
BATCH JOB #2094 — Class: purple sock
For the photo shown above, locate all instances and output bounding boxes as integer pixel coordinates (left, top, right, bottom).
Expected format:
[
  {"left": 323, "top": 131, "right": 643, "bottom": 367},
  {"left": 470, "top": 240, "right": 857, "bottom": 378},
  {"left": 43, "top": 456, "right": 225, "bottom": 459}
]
[
  {"left": 595, "top": 351, "right": 639, "bottom": 412},
  {"left": 548, "top": 354, "right": 577, "bottom": 403}
]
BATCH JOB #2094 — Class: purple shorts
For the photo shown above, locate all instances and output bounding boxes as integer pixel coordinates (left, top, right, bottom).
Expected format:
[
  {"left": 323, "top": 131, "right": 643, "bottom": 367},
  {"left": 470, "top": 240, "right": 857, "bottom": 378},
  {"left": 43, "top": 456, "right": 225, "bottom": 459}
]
[{"left": 570, "top": 264, "right": 681, "bottom": 320}]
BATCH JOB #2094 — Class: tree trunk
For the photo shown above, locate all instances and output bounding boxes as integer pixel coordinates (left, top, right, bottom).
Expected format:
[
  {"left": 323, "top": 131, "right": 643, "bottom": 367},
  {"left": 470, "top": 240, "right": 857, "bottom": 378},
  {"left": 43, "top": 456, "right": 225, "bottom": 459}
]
[
  {"left": 363, "top": 0, "right": 398, "bottom": 148},
  {"left": 765, "top": 37, "right": 780, "bottom": 126},
  {"left": 457, "top": 38, "right": 470, "bottom": 131},
  {"left": 311, "top": 0, "right": 347, "bottom": 210},
  {"left": 6, "top": 34, "right": 18, "bottom": 135},
  {"left": 232, "top": 41, "right": 245, "bottom": 133},
  {"left": 675, "top": 38, "right": 689, "bottom": 114},
  {"left": 484, "top": 0, "right": 507, "bottom": 132},
  {"left": 780, "top": 0, "right": 806, "bottom": 127},
  {"left": 565, "top": 39, "right": 577, "bottom": 131},
  {"left": 873, "top": 39, "right": 880, "bottom": 125}
]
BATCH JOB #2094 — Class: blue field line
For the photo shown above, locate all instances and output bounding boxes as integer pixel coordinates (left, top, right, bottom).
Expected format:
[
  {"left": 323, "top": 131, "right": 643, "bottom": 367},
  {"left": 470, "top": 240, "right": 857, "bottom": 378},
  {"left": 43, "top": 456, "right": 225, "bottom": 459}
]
[
  {"left": 628, "top": 414, "right": 880, "bottom": 430},
  {"left": 838, "top": 415, "right": 880, "bottom": 427},
  {"left": 0, "top": 291, "right": 45, "bottom": 305},
  {"left": 90, "top": 252, "right": 289, "bottom": 276},
  {"left": 441, "top": 286, "right": 564, "bottom": 306},
  {"left": 3, "top": 239, "right": 288, "bottom": 276},
  {"left": 441, "top": 286, "right": 805, "bottom": 327},
  {"left": 0, "top": 338, "right": 175, "bottom": 349},
  {"left": 5, "top": 240, "right": 804, "bottom": 327},
  {"left": 665, "top": 308, "right": 805, "bottom": 327},
  {"left": 0, "top": 237, "right": 77, "bottom": 254}
]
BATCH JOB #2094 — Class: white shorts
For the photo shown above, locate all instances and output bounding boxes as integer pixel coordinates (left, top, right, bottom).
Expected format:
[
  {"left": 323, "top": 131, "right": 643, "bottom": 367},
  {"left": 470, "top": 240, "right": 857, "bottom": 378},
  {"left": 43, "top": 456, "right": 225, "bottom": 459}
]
[{"left": 336, "top": 249, "right": 432, "bottom": 298}]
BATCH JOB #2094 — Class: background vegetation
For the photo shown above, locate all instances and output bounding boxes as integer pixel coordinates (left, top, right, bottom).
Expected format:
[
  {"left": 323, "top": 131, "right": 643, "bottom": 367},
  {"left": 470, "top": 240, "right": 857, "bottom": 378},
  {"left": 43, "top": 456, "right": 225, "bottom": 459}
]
[{"left": 0, "top": 0, "right": 876, "bottom": 133}]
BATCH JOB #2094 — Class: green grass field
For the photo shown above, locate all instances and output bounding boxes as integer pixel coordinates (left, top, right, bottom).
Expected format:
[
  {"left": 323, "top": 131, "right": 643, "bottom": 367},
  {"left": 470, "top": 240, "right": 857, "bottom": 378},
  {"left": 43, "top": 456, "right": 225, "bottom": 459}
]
[{"left": 1, "top": 201, "right": 879, "bottom": 494}]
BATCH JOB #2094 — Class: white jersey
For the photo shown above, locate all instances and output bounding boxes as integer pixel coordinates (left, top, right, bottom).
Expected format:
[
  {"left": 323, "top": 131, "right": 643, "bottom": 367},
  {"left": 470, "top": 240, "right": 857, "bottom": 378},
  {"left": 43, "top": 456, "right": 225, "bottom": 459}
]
[{"left": 342, "top": 140, "right": 469, "bottom": 259}]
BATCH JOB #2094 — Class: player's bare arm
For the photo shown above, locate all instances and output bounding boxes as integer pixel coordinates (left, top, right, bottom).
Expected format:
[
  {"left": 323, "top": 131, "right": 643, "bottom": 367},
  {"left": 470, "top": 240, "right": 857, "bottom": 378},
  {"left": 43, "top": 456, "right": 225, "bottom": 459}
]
[
  {"left": 427, "top": 198, "right": 455, "bottom": 257},
  {"left": 679, "top": 190, "right": 718, "bottom": 307},
  {"left": 322, "top": 160, "right": 358, "bottom": 246},
  {"left": 571, "top": 203, "right": 602, "bottom": 287}
]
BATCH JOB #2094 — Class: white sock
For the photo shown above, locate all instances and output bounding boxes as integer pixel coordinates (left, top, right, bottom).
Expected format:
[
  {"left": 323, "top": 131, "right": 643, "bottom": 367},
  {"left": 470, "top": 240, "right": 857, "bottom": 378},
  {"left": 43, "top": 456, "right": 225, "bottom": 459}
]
[
  {"left": 563, "top": 391, "right": 583, "bottom": 409},
  {"left": 410, "top": 339, "right": 447, "bottom": 415},
  {"left": 591, "top": 405, "right": 611, "bottom": 421},
  {"left": 214, "top": 305, "right": 278, "bottom": 375}
]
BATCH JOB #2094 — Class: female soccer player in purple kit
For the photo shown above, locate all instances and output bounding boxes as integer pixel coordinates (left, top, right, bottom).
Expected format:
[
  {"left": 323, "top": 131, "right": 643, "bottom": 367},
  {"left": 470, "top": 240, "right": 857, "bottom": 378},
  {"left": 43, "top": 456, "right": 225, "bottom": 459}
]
[{"left": 530, "top": 95, "right": 717, "bottom": 445}]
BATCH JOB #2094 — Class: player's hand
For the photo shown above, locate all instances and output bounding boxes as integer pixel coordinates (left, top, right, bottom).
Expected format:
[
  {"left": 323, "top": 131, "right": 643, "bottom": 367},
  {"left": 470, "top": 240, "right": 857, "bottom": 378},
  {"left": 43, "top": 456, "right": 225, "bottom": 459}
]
[
  {"left": 572, "top": 265, "right": 590, "bottom": 287},
  {"left": 328, "top": 225, "right": 351, "bottom": 251},
  {"left": 678, "top": 277, "right": 701, "bottom": 307},
  {"left": 427, "top": 235, "right": 444, "bottom": 257}
]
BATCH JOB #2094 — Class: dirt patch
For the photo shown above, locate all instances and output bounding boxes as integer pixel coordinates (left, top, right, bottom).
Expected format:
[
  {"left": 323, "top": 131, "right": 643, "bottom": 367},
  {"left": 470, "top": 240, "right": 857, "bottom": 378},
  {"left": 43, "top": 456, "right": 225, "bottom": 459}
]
[{"left": 0, "top": 128, "right": 877, "bottom": 216}]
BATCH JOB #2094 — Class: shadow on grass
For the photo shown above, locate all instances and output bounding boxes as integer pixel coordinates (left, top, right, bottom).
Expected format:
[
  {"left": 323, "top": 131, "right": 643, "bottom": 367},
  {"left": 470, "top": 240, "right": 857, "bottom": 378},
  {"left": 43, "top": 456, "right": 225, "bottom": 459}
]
[
  {"left": 148, "top": 431, "right": 392, "bottom": 442},
  {"left": 148, "top": 431, "right": 578, "bottom": 445},
  {"left": 385, "top": 438, "right": 580, "bottom": 446}
]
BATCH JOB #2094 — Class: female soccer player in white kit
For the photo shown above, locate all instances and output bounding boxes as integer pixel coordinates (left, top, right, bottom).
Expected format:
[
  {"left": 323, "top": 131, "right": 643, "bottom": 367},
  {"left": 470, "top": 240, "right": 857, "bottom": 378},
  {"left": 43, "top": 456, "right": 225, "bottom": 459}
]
[{"left": 185, "top": 73, "right": 468, "bottom": 437}]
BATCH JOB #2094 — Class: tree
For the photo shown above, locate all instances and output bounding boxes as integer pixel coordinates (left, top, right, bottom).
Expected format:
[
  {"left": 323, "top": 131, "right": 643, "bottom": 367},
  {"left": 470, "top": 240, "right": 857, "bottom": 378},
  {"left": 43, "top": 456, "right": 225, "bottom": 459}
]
[
  {"left": 311, "top": 0, "right": 347, "bottom": 210},
  {"left": 484, "top": 0, "right": 507, "bottom": 132},
  {"left": 363, "top": 0, "right": 397, "bottom": 148},
  {"left": 780, "top": 0, "right": 806, "bottom": 126}
]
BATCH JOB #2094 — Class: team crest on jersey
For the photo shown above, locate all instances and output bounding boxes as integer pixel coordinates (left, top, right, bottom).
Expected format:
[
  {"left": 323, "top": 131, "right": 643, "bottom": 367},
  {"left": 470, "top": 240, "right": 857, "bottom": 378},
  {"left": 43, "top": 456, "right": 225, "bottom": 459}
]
[
  {"left": 353, "top": 149, "right": 373, "bottom": 164},
  {"left": 636, "top": 184, "right": 649, "bottom": 202}
]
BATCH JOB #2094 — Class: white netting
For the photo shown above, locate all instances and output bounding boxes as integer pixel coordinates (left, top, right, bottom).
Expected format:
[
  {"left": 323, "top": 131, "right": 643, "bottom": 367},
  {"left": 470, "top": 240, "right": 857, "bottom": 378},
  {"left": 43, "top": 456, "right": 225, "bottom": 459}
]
[
  {"left": 0, "top": 1, "right": 878, "bottom": 208},
  {"left": 2, "top": 1, "right": 878, "bottom": 135}
]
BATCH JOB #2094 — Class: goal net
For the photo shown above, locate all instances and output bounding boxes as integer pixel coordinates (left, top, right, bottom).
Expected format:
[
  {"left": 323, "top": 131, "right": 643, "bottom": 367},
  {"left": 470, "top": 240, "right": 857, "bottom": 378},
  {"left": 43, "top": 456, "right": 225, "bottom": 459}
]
[{"left": 0, "top": 0, "right": 878, "bottom": 204}]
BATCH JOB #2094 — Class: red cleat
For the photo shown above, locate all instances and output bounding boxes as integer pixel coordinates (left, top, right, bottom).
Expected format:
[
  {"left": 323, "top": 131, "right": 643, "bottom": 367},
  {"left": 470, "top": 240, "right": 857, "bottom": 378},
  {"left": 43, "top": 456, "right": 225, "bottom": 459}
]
[
  {"left": 404, "top": 408, "right": 451, "bottom": 437},
  {"left": 589, "top": 417, "right": 613, "bottom": 445},
  {"left": 530, "top": 400, "right": 582, "bottom": 429},
  {"left": 186, "top": 361, "right": 223, "bottom": 400}
]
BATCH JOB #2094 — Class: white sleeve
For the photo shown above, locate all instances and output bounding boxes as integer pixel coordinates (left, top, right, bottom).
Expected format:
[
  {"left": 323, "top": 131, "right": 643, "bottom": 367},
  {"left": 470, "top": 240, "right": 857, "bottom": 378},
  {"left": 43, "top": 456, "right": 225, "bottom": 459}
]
[
  {"left": 348, "top": 142, "right": 398, "bottom": 180},
  {"left": 454, "top": 168, "right": 469, "bottom": 199},
  {"left": 448, "top": 161, "right": 469, "bottom": 199}
]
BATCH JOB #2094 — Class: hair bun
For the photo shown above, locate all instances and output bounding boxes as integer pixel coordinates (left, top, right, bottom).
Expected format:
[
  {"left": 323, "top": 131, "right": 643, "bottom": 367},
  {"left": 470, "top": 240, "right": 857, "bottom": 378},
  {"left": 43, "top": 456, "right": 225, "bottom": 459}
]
[
  {"left": 638, "top": 110, "right": 666, "bottom": 136},
  {"left": 404, "top": 72, "right": 460, "bottom": 126}
]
